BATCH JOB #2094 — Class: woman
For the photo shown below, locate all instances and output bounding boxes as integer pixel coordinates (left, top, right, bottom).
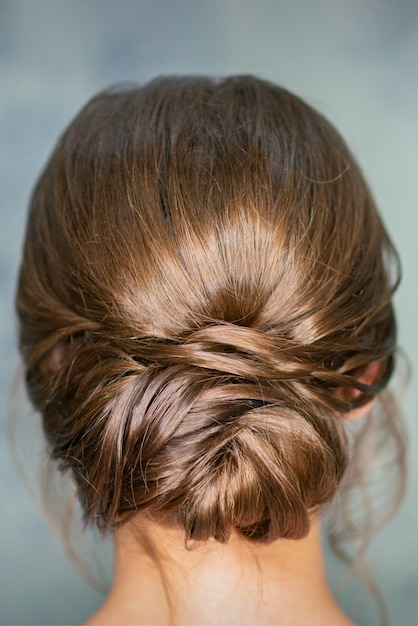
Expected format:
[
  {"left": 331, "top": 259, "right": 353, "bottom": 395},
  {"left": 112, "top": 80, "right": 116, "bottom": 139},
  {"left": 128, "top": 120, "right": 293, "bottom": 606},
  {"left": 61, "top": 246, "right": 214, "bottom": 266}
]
[{"left": 16, "top": 75, "right": 404, "bottom": 625}]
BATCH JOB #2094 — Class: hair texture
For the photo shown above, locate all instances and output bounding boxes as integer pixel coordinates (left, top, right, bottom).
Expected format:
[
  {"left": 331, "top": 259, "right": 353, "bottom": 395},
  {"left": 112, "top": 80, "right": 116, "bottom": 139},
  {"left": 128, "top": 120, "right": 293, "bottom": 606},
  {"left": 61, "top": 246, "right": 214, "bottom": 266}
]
[{"left": 16, "top": 75, "right": 402, "bottom": 546}]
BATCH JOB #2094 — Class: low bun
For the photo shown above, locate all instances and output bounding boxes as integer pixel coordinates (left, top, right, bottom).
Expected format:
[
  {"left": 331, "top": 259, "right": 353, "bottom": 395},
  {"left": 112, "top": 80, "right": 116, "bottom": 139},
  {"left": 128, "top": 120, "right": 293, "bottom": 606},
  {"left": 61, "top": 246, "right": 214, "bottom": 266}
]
[{"left": 36, "top": 323, "right": 348, "bottom": 543}]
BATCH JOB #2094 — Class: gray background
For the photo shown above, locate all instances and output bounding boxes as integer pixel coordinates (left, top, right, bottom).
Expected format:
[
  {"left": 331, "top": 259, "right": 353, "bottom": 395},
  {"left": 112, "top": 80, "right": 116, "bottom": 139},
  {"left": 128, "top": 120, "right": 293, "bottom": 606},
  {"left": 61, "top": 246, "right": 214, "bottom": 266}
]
[{"left": 1, "top": 1, "right": 417, "bottom": 624}]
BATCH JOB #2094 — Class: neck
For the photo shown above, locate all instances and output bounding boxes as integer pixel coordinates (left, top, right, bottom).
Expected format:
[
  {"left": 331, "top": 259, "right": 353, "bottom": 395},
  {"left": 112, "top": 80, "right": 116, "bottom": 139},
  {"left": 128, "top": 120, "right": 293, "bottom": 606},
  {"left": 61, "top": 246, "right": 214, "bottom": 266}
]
[{"left": 86, "top": 518, "right": 355, "bottom": 626}]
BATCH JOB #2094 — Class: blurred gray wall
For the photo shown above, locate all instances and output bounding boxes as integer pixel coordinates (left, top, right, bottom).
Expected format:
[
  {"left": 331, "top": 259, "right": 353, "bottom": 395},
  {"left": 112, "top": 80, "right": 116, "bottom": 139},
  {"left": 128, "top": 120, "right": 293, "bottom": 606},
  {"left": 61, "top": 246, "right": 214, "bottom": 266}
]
[{"left": 1, "top": 1, "right": 417, "bottom": 624}]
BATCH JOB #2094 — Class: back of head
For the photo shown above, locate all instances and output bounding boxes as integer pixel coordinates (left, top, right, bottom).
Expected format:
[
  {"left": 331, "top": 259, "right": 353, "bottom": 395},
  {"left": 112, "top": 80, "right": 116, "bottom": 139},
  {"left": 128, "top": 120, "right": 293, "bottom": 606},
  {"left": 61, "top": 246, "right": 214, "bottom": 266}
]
[{"left": 16, "top": 75, "right": 398, "bottom": 544}]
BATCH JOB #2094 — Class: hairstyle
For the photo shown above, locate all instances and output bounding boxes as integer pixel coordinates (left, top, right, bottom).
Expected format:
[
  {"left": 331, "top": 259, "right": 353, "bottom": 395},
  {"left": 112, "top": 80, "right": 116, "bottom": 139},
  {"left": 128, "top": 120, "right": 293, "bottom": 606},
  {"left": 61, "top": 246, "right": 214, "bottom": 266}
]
[{"left": 16, "top": 75, "right": 403, "bottom": 546}]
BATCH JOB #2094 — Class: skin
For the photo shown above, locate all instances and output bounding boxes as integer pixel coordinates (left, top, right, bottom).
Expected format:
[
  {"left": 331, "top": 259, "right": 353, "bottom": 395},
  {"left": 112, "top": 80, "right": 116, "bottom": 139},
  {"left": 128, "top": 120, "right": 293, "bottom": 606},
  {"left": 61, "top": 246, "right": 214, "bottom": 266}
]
[{"left": 84, "top": 519, "right": 357, "bottom": 626}]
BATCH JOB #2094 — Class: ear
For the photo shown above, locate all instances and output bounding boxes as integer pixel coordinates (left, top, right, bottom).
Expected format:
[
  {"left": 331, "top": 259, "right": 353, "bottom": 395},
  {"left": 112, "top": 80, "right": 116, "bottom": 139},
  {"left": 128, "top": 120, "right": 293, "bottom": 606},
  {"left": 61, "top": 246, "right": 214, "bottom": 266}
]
[
  {"left": 346, "top": 398, "right": 376, "bottom": 420},
  {"left": 344, "top": 361, "right": 381, "bottom": 420}
]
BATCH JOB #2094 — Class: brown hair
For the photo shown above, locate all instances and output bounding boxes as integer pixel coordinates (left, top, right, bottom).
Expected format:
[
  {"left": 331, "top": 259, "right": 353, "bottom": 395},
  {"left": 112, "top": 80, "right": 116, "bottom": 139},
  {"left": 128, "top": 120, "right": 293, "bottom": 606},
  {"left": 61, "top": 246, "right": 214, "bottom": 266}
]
[{"left": 16, "top": 75, "right": 403, "bottom": 545}]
